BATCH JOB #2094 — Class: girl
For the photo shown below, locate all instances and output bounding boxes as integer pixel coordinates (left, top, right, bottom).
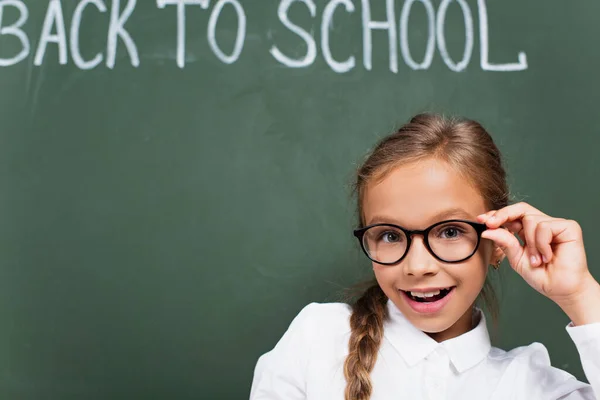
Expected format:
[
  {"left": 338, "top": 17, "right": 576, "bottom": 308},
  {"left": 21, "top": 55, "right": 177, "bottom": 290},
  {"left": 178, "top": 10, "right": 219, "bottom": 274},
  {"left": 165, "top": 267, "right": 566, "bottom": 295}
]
[{"left": 249, "top": 114, "right": 600, "bottom": 400}]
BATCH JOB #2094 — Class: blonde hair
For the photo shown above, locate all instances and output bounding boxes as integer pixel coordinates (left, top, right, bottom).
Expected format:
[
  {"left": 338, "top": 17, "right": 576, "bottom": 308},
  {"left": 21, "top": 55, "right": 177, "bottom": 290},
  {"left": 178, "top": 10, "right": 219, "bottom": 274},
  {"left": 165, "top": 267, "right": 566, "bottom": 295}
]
[{"left": 343, "top": 113, "right": 509, "bottom": 400}]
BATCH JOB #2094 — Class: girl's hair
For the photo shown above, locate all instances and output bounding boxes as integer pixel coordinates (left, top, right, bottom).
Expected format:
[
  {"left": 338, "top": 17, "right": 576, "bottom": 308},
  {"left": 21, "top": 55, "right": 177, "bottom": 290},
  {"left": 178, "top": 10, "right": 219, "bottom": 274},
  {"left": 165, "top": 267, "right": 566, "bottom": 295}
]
[{"left": 343, "top": 113, "right": 509, "bottom": 400}]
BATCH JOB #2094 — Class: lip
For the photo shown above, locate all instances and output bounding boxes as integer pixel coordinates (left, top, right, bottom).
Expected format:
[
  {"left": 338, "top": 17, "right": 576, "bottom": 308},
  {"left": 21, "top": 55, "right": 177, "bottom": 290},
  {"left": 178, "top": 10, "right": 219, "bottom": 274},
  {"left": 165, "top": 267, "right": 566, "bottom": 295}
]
[
  {"left": 404, "top": 286, "right": 453, "bottom": 293},
  {"left": 400, "top": 286, "right": 456, "bottom": 314}
]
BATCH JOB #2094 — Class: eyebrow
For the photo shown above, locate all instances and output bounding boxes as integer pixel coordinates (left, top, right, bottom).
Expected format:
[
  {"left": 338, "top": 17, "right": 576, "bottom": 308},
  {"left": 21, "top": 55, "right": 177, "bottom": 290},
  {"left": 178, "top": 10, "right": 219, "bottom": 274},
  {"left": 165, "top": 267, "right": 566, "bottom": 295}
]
[{"left": 366, "top": 207, "right": 475, "bottom": 227}]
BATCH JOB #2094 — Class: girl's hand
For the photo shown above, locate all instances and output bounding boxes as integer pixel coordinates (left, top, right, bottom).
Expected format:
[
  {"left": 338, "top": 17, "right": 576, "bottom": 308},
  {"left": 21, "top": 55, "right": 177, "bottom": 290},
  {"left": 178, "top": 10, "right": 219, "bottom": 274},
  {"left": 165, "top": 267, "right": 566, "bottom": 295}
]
[{"left": 477, "top": 202, "right": 600, "bottom": 325}]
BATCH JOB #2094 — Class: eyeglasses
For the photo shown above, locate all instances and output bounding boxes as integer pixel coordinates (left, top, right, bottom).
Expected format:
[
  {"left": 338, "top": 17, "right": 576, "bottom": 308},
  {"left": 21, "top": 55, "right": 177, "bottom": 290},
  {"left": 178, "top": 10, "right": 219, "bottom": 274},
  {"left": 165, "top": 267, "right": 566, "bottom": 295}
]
[{"left": 353, "top": 219, "right": 487, "bottom": 265}]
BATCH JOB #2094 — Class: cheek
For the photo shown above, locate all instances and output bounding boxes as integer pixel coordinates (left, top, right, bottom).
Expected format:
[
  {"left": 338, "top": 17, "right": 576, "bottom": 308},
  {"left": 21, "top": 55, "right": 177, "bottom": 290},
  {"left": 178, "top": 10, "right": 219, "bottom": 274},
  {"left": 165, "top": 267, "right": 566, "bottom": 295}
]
[
  {"left": 372, "top": 264, "right": 399, "bottom": 295},
  {"left": 457, "top": 255, "right": 488, "bottom": 293}
]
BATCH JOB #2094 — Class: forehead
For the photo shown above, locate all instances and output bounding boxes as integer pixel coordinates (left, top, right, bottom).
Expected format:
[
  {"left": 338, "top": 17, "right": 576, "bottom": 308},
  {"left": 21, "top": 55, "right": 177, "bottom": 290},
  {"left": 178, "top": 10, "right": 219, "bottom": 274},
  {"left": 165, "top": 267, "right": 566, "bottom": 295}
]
[{"left": 362, "top": 159, "right": 488, "bottom": 228}]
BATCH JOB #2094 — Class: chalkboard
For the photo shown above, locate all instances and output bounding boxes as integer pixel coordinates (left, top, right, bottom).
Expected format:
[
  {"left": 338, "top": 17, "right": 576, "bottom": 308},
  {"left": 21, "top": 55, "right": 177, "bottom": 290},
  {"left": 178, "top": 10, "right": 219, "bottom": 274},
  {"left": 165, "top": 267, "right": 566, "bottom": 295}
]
[{"left": 1, "top": 0, "right": 599, "bottom": 399}]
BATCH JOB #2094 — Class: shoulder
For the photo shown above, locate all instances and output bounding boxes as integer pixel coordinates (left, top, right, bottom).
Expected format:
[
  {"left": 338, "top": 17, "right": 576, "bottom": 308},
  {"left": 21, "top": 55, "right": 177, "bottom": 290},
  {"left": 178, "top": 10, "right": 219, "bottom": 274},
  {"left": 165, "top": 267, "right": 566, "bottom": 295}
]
[
  {"left": 254, "top": 302, "right": 351, "bottom": 366},
  {"left": 288, "top": 302, "right": 352, "bottom": 338},
  {"left": 251, "top": 303, "right": 353, "bottom": 398},
  {"left": 487, "top": 342, "right": 588, "bottom": 398},
  {"left": 489, "top": 341, "right": 551, "bottom": 365},
  {"left": 296, "top": 302, "right": 352, "bottom": 320},
  {"left": 487, "top": 341, "right": 562, "bottom": 384},
  {"left": 488, "top": 340, "right": 571, "bottom": 374}
]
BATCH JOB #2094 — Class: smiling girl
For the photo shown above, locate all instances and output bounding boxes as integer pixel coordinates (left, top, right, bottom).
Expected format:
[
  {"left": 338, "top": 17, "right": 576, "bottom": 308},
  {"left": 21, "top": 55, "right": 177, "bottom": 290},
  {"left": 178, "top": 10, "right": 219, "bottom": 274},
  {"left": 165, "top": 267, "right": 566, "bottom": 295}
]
[{"left": 250, "top": 114, "right": 600, "bottom": 400}]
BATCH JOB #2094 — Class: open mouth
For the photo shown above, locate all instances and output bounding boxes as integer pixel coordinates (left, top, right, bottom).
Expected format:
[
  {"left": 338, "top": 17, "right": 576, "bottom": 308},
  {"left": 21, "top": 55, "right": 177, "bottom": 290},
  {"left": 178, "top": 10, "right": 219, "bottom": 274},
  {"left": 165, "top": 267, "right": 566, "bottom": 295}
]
[{"left": 403, "top": 287, "right": 455, "bottom": 303}]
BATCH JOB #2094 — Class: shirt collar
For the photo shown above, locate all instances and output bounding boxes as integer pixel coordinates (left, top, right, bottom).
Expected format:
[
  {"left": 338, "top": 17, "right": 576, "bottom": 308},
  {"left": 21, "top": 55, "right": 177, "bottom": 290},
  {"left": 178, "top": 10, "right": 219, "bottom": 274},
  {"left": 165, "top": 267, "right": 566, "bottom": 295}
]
[{"left": 384, "top": 299, "right": 491, "bottom": 373}]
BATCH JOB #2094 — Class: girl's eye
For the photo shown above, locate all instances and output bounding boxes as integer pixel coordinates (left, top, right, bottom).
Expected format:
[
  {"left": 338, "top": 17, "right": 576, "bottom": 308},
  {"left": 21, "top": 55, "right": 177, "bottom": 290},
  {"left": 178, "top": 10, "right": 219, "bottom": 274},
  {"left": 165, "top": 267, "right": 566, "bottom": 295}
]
[
  {"left": 439, "top": 226, "right": 465, "bottom": 239},
  {"left": 379, "top": 231, "right": 402, "bottom": 243}
]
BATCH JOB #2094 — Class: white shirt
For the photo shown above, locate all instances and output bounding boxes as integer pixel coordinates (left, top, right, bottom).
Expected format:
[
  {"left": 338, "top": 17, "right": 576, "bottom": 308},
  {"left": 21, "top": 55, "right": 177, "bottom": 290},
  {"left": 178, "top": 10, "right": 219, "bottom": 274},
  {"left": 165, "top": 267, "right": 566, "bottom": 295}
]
[{"left": 250, "top": 300, "right": 600, "bottom": 400}]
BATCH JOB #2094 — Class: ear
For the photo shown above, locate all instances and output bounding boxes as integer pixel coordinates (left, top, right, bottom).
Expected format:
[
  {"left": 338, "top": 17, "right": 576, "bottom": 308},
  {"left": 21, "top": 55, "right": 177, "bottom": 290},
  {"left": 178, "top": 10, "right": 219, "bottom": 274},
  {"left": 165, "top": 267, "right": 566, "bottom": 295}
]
[{"left": 489, "top": 246, "right": 505, "bottom": 266}]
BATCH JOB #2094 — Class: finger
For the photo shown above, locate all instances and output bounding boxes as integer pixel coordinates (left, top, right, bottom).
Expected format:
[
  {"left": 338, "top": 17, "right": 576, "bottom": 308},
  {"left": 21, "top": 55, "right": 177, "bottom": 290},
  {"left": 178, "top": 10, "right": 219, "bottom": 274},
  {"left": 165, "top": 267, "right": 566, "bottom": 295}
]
[
  {"left": 503, "top": 220, "right": 525, "bottom": 246},
  {"left": 485, "top": 202, "right": 547, "bottom": 229},
  {"left": 476, "top": 211, "right": 496, "bottom": 223},
  {"left": 503, "top": 220, "right": 523, "bottom": 235},
  {"left": 481, "top": 228, "right": 525, "bottom": 270},
  {"left": 535, "top": 221, "right": 554, "bottom": 264},
  {"left": 478, "top": 213, "right": 524, "bottom": 243},
  {"left": 488, "top": 212, "right": 547, "bottom": 267},
  {"left": 537, "top": 218, "right": 582, "bottom": 245},
  {"left": 552, "top": 219, "right": 583, "bottom": 244},
  {"left": 478, "top": 211, "right": 517, "bottom": 238},
  {"left": 522, "top": 216, "right": 551, "bottom": 267}
]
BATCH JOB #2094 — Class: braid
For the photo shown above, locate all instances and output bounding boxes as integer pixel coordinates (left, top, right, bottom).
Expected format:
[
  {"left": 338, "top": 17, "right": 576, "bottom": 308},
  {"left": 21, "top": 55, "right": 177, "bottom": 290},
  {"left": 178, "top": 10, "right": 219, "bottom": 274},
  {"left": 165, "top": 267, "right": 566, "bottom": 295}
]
[{"left": 343, "top": 284, "right": 389, "bottom": 400}]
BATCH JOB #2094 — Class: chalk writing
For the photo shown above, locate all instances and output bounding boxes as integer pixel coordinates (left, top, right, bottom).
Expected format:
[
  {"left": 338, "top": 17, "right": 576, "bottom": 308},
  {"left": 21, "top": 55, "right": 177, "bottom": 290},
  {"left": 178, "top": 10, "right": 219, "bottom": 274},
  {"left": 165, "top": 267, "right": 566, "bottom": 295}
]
[
  {"left": 71, "top": 0, "right": 108, "bottom": 70},
  {"left": 270, "top": 0, "right": 317, "bottom": 68},
  {"left": 400, "top": 0, "right": 435, "bottom": 70},
  {"left": 208, "top": 0, "right": 246, "bottom": 64},
  {"left": 0, "top": 0, "right": 528, "bottom": 72}
]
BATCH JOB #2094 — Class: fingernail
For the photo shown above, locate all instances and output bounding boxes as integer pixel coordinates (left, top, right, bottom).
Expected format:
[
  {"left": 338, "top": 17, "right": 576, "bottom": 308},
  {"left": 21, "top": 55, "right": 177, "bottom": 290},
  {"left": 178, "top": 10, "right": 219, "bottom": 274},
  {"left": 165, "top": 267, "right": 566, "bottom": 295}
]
[
  {"left": 488, "top": 216, "right": 497, "bottom": 222},
  {"left": 542, "top": 255, "right": 548, "bottom": 263},
  {"left": 530, "top": 255, "right": 538, "bottom": 265}
]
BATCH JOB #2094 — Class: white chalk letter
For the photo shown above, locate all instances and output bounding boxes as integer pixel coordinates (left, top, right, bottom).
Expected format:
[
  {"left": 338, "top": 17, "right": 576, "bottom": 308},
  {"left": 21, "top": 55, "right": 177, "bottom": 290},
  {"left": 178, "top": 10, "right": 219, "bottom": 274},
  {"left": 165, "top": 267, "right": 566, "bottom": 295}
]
[
  {"left": 34, "top": 0, "right": 68, "bottom": 65},
  {"left": 270, "top": 0, "right": 316, "bottom": 68},
  {"left": 208, "top": 0, "right": 246, "bottom": 64},
  {"left": 71, "top": 0, "right": 107, "bottom": 70},
  {"left": 0, "top": 0, "right": 29, "bottom": 66},
  {"left": 478, "top": 0, "right": 527, "bottom": 71},
  {"left": 361, "top": 0, "right": 397, "bottom": 73},
  {"left": 436, "top": 0, "right": 473, "bottom": 72},
  {"left": 321, "top": 0, "right": 355, "bottom": 73},
  {"left": 399, "top": 0, "right": 435, "bottom": 70},
  {"left": 157, "top": 0, "right": 209, "bottom": 68},
  {"left": 107, "top": 0, "right": 139, "bottom": 68}
]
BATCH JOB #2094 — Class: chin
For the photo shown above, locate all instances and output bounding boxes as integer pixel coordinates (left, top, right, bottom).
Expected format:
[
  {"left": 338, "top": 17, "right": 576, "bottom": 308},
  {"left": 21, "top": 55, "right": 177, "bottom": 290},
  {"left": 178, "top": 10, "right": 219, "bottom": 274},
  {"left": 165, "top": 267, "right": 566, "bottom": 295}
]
[{"left": 409, "top": 317, "right": 456, "bottom": 334}]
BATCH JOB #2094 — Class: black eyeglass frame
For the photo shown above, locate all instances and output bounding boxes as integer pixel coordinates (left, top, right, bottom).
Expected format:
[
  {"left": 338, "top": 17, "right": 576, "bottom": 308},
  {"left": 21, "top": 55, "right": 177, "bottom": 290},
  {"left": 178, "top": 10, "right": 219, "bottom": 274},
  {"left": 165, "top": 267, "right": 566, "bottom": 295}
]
[{"left": 353, "top": 219, "right": 487, "bottom": 265}]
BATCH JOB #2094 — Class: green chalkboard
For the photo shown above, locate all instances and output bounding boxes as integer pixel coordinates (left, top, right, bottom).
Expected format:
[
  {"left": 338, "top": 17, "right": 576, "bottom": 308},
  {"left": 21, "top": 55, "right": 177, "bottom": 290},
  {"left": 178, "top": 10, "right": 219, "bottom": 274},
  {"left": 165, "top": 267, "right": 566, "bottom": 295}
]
[{"left": 1, "top": 0, "right": 599, "bottom": 399}]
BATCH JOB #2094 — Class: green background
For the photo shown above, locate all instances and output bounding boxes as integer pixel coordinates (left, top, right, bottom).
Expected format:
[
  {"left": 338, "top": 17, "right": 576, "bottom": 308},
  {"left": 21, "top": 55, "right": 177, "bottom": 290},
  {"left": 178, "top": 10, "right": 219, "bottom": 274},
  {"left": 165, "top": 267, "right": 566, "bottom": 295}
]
[{"left": 1, "top": 0, "right": 599, "bottom": 399}]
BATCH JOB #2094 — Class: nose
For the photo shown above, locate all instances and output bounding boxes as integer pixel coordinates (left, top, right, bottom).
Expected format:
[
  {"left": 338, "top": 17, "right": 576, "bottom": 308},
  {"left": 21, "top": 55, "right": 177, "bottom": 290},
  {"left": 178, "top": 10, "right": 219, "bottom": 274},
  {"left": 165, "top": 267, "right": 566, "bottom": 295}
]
[{"left": 402, "top": 235, "right": 440, "bottom": 277}]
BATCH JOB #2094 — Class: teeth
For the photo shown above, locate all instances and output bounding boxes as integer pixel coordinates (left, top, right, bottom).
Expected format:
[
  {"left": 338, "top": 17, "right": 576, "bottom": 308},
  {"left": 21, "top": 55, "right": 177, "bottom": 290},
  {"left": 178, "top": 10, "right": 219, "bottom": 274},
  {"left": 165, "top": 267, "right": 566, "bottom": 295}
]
[{"left": 410, "top": 290, "right": 441, "bottom": 298}]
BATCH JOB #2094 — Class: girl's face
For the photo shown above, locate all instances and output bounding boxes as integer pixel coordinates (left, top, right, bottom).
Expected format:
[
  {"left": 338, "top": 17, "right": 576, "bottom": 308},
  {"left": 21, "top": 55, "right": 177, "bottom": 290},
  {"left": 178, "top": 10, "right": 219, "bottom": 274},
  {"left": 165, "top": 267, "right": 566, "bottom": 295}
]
[{"left": 362, "top": 158, "right": 501, "bottom": 341}]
